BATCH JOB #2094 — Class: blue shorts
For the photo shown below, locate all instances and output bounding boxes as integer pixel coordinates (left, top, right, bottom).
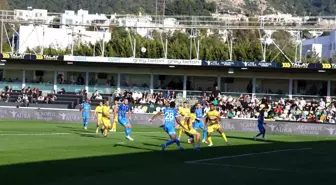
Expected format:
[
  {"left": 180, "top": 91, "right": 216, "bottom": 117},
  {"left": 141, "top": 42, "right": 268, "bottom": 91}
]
[
  {"left": 193, "top": 120, "right": 205, "bottom": 130},
  {"left": 118, "top": 118, "right": 130, "bottom": 126},
  {"left": 163, "top": 125, "right": 176, "bottom": 136},
  {"left": 82, "top": 114, "right": 89, "bottom": 119},
  {"left": 258, "top": 124, "right": 265, "bottom": 132}
]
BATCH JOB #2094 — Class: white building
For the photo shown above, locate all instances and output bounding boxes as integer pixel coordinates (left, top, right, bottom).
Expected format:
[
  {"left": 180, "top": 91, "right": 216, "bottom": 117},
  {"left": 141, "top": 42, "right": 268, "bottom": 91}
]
[
  {"left": 259, "top": 13, "right": 304, "bottom": 25},
  {"left": 302, "top": 31, "right": 336, "bottom": 59},
  {"left": 14, "top": 7, "right": 50, "bottom": 24},
  {"left": 211, "top": 10, "right": 248, "bottom": 22},
  {"left": 60, "top": 9, "right": 110, "bottom": 29},
  {"left": 17, "top": 25, "right": 111, "bottom": 53},
  {"left": 118, "top": 13, "right": 180, "bottom": 37}
]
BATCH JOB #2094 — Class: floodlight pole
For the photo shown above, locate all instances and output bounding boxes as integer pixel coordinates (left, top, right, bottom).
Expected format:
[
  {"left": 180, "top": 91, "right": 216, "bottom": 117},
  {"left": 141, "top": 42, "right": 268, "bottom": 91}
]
[
  {"left": 0, "top": 18, "right": 3, "bottom": 53},
  {"left": 299, "top": 32, "right": 303, "bottom": 62},
  {"left": 41, "top": 26, "right": 45, "bottom": 55},
  {"left": 101, "top": 32, "right": 105, "bottom": 57}
]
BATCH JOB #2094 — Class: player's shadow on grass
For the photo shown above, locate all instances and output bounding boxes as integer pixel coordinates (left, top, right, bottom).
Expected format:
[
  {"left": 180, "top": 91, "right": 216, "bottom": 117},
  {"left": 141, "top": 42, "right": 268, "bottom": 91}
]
[
  {"left": 143, "top": 135, "right": 190, "bottom": 144},
  {"left": 1, "top": 140, "right": 336, "bottom": 185},
  {"left": 113, "top": 143, "right": 156, "bottom": 151},
  {"left": 78, "top": 133, "right": 101, "bottom": 138},
  {"left": 224, "top": 135, "right": 277, "bottom": 143},
  {"left": 57, "top": 125, "right": 91, "bottom": 134},
  {"left": 142, "top": 142, "right": 161, "bottom": 147}
]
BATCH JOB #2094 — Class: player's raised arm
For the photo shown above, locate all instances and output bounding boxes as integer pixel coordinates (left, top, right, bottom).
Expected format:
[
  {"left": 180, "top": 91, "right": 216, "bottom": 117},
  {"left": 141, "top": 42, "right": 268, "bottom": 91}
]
[
  {"left": 217, "top": 113, "right": 221, "bottom": 123},
  {"left": 79, "top": 102, "right": 83, "bottom": 112},
  {"left": 149, "top": 111, "right": 163, "bottom": 122},
  {"left": 127, "top": 106, "right": 132, "bottom": 120}
]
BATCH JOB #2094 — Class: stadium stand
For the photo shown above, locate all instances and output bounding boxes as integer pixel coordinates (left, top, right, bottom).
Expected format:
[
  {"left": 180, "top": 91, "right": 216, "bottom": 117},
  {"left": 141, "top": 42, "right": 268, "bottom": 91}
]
[{"left": 1, "top": 84, "right": 336, "bottom": 124}]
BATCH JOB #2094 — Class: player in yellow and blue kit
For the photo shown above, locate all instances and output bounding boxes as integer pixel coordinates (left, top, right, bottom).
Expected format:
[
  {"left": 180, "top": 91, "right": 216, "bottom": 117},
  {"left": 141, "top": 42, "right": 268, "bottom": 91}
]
[
  {"left": 185, "top": 107, "right": 201, "bottom": 150},
  {"left": 94, "top": 101, "right": 104, "bottom": 134},
  {"left": 205, "top": 103, "right": 229, "bottom": 146},
  {"left": 118, "top": 99, "right": 134, "bottom": 141},
  {"left": 254, "top": 110, "right": 267, "bottom": 141},
  {"left": 80, "top": 99, "right": 91, "bottom": 130},
  {"left": 150, "top": 101, "right": 185, "bottom": 151},
  {"left": 102, "top": 100, "right": 112, "bottom": 137},
  {"left": 190, "top": 103, "right": 208, "bottom": 144},
  {"left": 110, "top": 100, "right": 118, "bottom": 132},
  {"left": 177, "top": 102, "right": 190, "bottom": 141}
]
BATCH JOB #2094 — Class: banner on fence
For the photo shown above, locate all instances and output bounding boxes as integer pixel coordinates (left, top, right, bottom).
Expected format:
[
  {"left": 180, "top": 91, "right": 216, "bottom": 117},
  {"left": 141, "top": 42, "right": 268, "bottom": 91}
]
[
  {"left": 1, "top": 108, "right": 336, "bottom": 137},
  {"left": 0, "top": 53, "right": 63, "bottom": 61},
  {"left": 63, "top": 56, "right": 202, "bottom": 66}
]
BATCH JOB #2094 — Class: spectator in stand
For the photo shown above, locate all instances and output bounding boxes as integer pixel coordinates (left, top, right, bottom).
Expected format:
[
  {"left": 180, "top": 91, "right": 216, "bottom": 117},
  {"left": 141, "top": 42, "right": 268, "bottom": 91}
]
[
  {"left": 22, "top": 94, "right": 29, "bottom": 106},
  {"left": 95, "top": 93, "right": 103, "bottom": 100},
  {"left": 37, "top": 94, "right": 45, "bottom": 102},
  {"left": 5, "top": 86, "right": 12, "bottom": 93},
  {"left": 113, "top": 90, "right": 121, "bottom": 101},
  {"left": 212, "top": 86, "right": 220, "bottom": 98},
  {"left": 1, "top": 92, "right": 9, "bottom": 102},
  {"left": 58, "top": 88, "right": 66, "bottom": 94},
  {"left": 77, "top": 74, "right": 84, "bottom": 85},
  {"left": 92, "top": 90, "right": 100, "bottom": 98},
  {"left": 49, "top": 93, "right": 57, "bottom": 102}
]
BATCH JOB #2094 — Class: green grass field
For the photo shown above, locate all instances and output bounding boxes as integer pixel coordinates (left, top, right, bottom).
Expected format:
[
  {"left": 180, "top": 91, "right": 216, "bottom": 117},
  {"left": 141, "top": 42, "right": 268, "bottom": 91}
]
[{"left": 1, "top": 120, "right": 336, "bottom": 185}]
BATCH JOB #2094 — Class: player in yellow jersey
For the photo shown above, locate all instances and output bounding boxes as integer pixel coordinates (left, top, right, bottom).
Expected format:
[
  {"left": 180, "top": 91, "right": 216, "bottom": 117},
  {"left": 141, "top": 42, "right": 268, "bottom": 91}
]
[
  {"left": 110, "top": 100, "right": 118, "bottom": 132},
  {"left": 184, "top": 107, "right": 201, "bottom": 150},
  {"left": 205, "top": 103, "right": 229, "bottom": 146},
  {"left": 102, "top": 100, "right": 112, "bottom": 137},
  {"left": 177, "top": 102, "right": 190, "bottom": 141},
  {"left": 95, "top": 101, "right": 104, "bottom": 134}
]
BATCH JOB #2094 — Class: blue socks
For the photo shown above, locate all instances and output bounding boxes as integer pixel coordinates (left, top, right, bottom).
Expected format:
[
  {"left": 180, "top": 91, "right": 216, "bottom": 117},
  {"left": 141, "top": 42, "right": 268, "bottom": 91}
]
[
  {"left": 202, "top": 129, "right": 207, "bottom": 140},
  {"left": 165, "top": 139, "right": 181, "bottom": 147},
  {"left": 256, "top": 133, "right": 262, "bottom": 137},
  {"left": 165, "top": 139, "right": 175, "bottom": 146},
  {"left": 125, "top": 127, "right": 131, "bottom": 137},
  {"left": 175, "top": 138, "right": 181, "bottom": 147},
  {"left": 83, "top": 118, "right": 88, "bottom": 127}
]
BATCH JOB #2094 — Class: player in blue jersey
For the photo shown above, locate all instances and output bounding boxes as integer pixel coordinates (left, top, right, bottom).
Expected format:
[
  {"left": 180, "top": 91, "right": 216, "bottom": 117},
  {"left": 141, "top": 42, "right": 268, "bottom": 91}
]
[
  {"left": 118, "top": 99, "right": 134, "bottom": 141},
  {"left": 254, "top": 109, "right": 267, "bottom": 141},
  {"left": 149, "top": 101, "right": 186, "bottom": 151},
  {"left": 80, "top": 99, "right": 91, "bottom": 130},
  {"left": 189, "top": 103, "right": 208, "bottom": 144}
]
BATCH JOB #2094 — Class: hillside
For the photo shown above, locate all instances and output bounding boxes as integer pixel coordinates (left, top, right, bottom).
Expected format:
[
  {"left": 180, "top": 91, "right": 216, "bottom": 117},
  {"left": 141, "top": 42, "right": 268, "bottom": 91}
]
[{"left": 6, "top": 0, "right": 336, "bottom": 16}]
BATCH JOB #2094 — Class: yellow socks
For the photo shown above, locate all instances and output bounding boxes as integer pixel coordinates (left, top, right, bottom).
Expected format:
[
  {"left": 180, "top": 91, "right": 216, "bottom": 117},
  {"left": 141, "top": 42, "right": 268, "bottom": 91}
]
[
  {"left": 221, "top": 133, "right": 228, "bottom": 142},
  {"left": 178, "top": 129, "right": 183, "bottom": 139},
  {"left": 208, "top": 136, "right": 212, "bottom": 144}
]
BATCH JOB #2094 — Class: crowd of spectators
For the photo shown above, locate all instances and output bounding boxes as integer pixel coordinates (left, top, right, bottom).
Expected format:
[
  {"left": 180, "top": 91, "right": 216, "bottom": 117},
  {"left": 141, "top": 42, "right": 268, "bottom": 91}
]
[
  {"left": 111, "top": 89, "right": 177, "bottom": 105},
  {"left": 2, "top": 83, "right": 336, "bottom": 124},
  {"left": 0, "top": 86, "right": 58, "bottom": 106},
  {"left": 124, "top": 87, "right": 336, "bottom": 124},
  {"left": 199, "top": 94, "right": 336, "bottom": 123}
]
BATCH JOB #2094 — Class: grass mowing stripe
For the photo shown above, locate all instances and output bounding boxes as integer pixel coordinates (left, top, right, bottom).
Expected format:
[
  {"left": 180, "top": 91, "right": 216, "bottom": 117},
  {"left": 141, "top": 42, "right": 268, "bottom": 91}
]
[
  {"left": 188, "top": 162, "right": 313, "bottom": 173},
  {"left": 185, "top": 147, "right": 313, "bottom": 163}
]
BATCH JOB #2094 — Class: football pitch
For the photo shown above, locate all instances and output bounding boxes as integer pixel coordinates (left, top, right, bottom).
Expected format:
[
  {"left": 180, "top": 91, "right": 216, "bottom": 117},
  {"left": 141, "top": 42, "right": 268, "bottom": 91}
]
[{"left": 0, "top": 120, "right": 336, "bottom": 185}]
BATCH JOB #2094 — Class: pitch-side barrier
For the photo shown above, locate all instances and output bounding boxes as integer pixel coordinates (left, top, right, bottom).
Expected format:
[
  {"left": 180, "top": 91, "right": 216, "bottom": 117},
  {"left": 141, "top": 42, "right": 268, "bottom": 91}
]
[{"left": 0, "top": 106, "right": 335, "bottom": 137}]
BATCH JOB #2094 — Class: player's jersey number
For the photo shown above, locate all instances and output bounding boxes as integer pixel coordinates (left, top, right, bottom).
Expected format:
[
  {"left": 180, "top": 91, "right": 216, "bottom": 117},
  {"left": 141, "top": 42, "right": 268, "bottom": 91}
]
[{"left": 164, "top": 112, "right": 175, "bottom": 121}]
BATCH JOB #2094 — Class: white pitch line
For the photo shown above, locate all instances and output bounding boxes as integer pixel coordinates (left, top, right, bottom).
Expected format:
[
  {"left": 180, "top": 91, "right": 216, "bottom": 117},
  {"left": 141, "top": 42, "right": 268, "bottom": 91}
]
[
  {"left": 188, "top": 162, "right": 306, "bottom": 173},
  {"left": 0, "top": 133, "right": 72, "bottom": 136},
  {"left": 0, "top": 131, "right": 160, "bottom": 136},
  {"left": 185, "top": 148, "right": 313, "bottom": 164}
]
